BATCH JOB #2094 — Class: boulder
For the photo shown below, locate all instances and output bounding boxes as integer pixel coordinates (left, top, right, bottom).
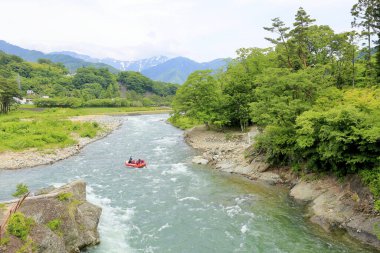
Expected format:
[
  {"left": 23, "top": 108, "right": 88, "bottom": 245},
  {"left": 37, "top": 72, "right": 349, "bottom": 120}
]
[
  {"left": 345, "top": 215, "right": 380, "bottom": 249},
  {"left": 192, "top": 156, "right": 209, "bottom": 165},
  {"left": 249, "top": 155, "right": 270, "bottom": 173},
  {"left": 1, "top": 180, "right": 101, "bottom": 253},
  {"left": 258, "top": 172, "right": 283, "bottom": 185}
]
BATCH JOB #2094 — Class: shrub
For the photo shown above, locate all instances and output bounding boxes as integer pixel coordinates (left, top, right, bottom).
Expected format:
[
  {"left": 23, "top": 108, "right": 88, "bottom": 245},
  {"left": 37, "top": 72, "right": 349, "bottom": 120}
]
[
  {"left": 167, "top": 114, "right": 202, "bottom": 130},
  {"left": 360, "top": 168, "right": 380, "bottom": 211},
  {"left": 0, "top": 236, "right": 10, "bottom": 246},
  {"left": 46, "top": 218, "right": 62, "bottom": 232},
  {"left": 12, "top": 184, "right": 29, "bottom": 198},
  {"left": 83, "top": 98, "right": 131, "bottom": 107},
  {"left": 34, "top": 98, "right": 83, "bottom": 108},
  {"left": 7, "top": 212, "right": 34, "bottom": 241},
  {"left": 57, "top": 192, "right": 73, "bottom": 201}
]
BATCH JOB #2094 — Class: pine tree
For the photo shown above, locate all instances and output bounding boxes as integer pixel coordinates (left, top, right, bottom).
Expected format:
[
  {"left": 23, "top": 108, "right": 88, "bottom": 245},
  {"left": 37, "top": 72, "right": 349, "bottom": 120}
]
[
  {"left": 351, "top": 0, "right": 379, "bottom": 79},
  {"left": 264, "top": 17, "right": 293, "bottom": 69},
  {"left": 290, "top": 7, "right": 316, "bottom": 69},
  {"left": 374, "top": 2, "right": 380, "bottom": 81}
]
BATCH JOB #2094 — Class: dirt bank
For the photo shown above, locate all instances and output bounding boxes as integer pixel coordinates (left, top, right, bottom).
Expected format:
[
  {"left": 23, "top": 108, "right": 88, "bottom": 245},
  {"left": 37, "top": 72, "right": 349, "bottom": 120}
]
[
  {"left": 0, "top": 115, "right": 122, "bottom": 170},
  {"left": 185, "top": 126, "right": 380, "bottom": 251}
]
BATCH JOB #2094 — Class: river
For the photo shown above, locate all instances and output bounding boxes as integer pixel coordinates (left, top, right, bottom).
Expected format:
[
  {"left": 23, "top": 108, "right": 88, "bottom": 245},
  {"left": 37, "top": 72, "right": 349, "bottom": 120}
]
[{"left": 0, "top": 114, "right": 375, "bottom": 252}]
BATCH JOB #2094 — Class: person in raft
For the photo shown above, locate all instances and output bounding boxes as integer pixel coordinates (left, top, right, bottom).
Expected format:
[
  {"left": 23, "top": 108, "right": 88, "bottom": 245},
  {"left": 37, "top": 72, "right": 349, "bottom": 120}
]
[
  {"left": 137, "top": 159, "right": 141, "bottom": 164},
  {"left": 128, "top": 157, "right": 133, "bottom": 163}
]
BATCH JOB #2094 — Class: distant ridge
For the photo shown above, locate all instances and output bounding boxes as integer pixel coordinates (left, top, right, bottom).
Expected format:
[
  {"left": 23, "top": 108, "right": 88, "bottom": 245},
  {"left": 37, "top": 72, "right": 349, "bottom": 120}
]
[
  {"left": 142, "top": 57, "right": 229, "bottom": 84},
  {"left": 0, "top": 40, "right": 230, "bottom": 83},
  {"left": 0, "top": 40, "right": 119, "bottom": 73},
  {"left": 53, "top": 50, "right": 230, "bottom": 84}
]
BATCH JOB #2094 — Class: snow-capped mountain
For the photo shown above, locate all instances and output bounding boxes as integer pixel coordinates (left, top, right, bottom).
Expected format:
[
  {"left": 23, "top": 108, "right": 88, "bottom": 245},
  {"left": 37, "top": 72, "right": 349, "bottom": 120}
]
[{"left": 51, "top": 51, "right": 169, "bottom": 72}]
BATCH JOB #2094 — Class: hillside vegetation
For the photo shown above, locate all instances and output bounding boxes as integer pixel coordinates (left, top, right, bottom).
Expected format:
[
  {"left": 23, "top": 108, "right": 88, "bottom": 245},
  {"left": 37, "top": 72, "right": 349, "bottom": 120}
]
[
  {"left": 170, "top": 5, "right": 380, "bottom": 210},
  {"left": 0, "top": 40, "right": 119, "bottom": 73},
  {"left": 0, "top": 51, "right": 179, "bottom": 113}
]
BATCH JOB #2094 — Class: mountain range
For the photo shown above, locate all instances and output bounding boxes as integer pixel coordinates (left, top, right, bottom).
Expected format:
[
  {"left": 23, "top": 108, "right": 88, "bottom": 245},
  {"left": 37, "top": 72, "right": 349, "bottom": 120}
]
[
  {"left": 0, "top": 40, "right": 229, "bottom": 84},
  {"left": 0, "top": 40, "right": 119, "bottom": 73},
  {"left": 50, "top": 51, "right": 169, "bottom": 72}
]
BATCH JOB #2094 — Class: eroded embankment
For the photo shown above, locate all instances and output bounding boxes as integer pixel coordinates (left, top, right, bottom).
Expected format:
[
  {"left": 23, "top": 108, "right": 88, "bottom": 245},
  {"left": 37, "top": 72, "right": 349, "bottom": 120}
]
[
  {"left": 0, "top": 115, "right": 122, "bottom": 170},
  {"left": 185, "top": 126, "right": 380, "bottom": 250}
]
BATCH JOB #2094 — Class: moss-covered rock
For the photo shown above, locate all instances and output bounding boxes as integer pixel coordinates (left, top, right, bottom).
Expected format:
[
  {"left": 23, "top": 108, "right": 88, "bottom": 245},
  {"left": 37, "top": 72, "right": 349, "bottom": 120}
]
[{"left": 1, "top": 180, "right": 101, "bottom": 253}]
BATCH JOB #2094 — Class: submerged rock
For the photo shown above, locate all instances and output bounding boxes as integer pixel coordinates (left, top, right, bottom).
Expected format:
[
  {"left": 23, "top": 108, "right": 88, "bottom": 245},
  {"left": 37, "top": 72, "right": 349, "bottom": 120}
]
[{"left": 1, "top": 180, "right": 101, "bottom": 253}]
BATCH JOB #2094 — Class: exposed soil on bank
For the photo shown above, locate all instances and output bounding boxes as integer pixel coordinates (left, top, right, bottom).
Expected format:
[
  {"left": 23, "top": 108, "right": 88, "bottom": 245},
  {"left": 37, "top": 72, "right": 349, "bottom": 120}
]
[
  {"left": 185, "top": 126, "right": 380, "bottom": 251},
  {"left": 0, "top": 115, "right": 122, "bottom": 170}
]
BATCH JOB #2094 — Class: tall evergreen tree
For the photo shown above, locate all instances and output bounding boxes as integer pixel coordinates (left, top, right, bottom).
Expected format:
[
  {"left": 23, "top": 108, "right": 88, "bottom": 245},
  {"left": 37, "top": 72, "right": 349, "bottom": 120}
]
[
  {"left": 264, "top": 17, "right": 293, "bottom": 69},
  {"left": 351, "top": 0, "right": 379, "bottom": 79},
  {"left": 374, "top": 2, "right": 380, "bottom": 81},
  {"left": 289, "top": 7, "right": 316, "bottom": 69}
]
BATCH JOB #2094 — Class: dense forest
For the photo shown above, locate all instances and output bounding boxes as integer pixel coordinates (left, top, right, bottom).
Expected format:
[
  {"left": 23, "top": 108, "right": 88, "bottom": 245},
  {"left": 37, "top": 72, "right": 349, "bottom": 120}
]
[
  {"left": 0, "top": 52, "right": 179, "bottom": 113},
  {"left": 170, "top": 3, "right": 380, "bottom": 210}
]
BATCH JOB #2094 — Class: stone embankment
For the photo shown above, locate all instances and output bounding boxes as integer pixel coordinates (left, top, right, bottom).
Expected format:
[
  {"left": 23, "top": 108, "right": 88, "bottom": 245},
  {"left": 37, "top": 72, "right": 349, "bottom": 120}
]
[
  {"left": 0, "top": 115, "right": 122, "bottom": 170},
  {"left": 186, "top": 126, "right": 380, "bottom": 250},
  {"left": 0, "top": 180, "right": 101, "bottom": 253}
]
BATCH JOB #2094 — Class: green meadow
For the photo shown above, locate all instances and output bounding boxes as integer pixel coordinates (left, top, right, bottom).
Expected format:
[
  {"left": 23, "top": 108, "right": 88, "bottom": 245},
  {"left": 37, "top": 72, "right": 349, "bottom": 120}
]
[{"left": 0, "top": 106, "right": 171, "bottom": 152}]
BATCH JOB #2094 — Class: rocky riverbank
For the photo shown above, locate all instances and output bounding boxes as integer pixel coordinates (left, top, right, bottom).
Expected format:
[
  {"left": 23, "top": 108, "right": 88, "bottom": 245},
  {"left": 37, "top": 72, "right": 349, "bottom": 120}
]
[
  {"left": 186, "top": 126, "right": 380, "bottom": 251},
  {"left": 0, "top": 180, "right": 101, "bottom": 253},
  {"left": 0, "top": 115, "right": 122, "bottom": 170}
]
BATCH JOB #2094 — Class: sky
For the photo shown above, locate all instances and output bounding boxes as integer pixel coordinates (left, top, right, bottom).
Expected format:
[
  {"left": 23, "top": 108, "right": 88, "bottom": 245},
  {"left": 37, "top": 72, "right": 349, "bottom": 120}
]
[{"left": 0, "top": 0, "right": 357, "bottom": 62}]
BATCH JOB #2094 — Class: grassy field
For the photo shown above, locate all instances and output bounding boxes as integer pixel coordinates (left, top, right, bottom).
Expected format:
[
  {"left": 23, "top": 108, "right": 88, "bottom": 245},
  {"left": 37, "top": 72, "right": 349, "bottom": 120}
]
[{"left": 0, "top": 106, "right": 171, "bottom": 152}]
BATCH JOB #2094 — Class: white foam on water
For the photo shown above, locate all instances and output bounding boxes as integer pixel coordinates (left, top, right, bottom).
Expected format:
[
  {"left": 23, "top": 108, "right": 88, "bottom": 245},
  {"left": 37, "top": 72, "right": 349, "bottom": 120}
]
[
  {"left": 170, "top": 177, "right": 177, "bottom": 182},
  {"left": 152, "top": 178, "right": 161, "bottom": 184},
  {"left": 225, "top": 231, "right": 234, "bottom": 240},
  {"left": 241, "top": 224, "right": 249, "bottom": 234},
  {"left": 120, "top": 208, "right": 135, "bottom": 222},
  {"left": 224, "top": 205, "right": 242, "bottom": 218},
  {"left": 153, "top": 146, "right": 167, "bottom": 154},
  {"left": 87, "top": 186, "right": 135, "bottom": 253},
  {"left": 157, "top": 223, "right": 171, "bottom": 232},
  {"left": 52, "top": 182, "right": 65, "bottom": 188},
  {"left": 152, "top": 136, "right": 178, "bottom": 146},
  {"left": 178, "top": 196, "right": 200, "bottom": 202},
  {"left": 242, "top": 211, "right": 255, "bottom": 218},
  {"left": 161, "top": 163, "right": 190, "bottom": 176}
]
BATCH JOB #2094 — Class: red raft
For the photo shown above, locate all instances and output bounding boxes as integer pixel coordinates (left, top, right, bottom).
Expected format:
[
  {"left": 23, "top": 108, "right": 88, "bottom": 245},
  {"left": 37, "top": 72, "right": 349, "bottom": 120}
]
[{"left": 125, "top": 160, "right": 147, "bottom": 168}]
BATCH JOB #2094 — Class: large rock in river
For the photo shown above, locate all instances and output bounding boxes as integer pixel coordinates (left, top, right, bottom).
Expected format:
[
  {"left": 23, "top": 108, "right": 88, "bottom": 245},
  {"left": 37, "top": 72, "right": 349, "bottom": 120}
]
[{"left": 1, "top": 180, "right": 101, "bottom": 253}]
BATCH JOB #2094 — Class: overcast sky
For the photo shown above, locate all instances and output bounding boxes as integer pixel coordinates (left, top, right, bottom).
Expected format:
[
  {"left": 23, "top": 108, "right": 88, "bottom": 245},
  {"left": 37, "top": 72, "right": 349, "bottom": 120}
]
[{"left": 0, "top": 0, "right": 357, "bottom": 62}]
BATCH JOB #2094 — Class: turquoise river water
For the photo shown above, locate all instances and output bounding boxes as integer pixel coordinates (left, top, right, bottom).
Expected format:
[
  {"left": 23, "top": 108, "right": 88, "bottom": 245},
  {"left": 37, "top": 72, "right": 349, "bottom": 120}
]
[{"left": 0, "top": 114, "right": 377, "bottom": 252}]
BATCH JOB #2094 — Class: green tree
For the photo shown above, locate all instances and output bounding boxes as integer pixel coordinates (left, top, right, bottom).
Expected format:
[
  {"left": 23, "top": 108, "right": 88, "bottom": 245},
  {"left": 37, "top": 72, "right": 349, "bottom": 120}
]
[
  {"left": 117, "top": 71, "right": 153, "bottom": 94},
  {"left": 172, "top": 70, "right": 224, "bottom": 127},
  {"left": 295, "top": 88, "right": 380, "bottom": 174},
  {"left": 0, "top": 77, "right": 20, "bottom": 114},
  {"left": 351, "top": 0, "right": 380, "bottom": 79},
  {"left": 12, "top": 183, "right": 29, "bottom": 198},
  {"left": 73, "top": 67, "right": 116, "bottom": 90},
  {"left": 264, "top": 17, "right": 293, "bottom": 68},
  {"left": 289, "top": 7, "right": 316, "bottom": 69},
  {"left": 328, "top": 31, "right": 360, "bottom": 87}
]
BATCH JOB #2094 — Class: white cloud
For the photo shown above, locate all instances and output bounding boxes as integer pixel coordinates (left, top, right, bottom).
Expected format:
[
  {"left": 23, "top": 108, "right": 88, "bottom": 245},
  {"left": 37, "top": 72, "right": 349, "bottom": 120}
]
[{"left": 0, "top": 0, "right": 357, "bottom": 62}]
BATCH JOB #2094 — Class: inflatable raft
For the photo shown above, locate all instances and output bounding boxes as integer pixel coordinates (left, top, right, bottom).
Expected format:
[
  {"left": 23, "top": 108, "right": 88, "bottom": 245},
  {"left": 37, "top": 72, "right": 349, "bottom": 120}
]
[{"left": 125, "top": 160, "right": 146, "bottom": 168}]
